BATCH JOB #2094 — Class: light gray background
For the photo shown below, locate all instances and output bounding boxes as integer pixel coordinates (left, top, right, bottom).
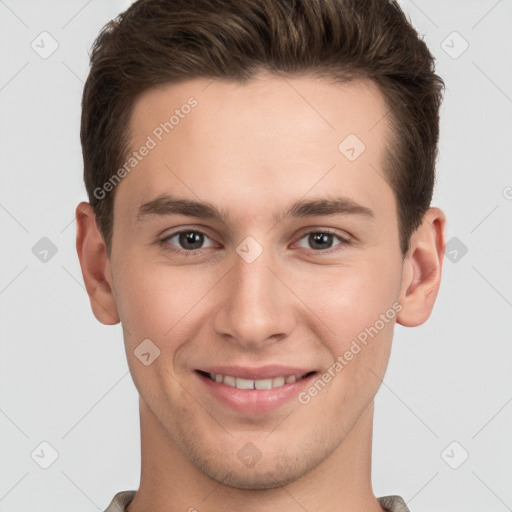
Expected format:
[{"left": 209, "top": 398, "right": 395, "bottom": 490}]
[{"left": 1, "top": 1, "right": 511, "bottom": 511}]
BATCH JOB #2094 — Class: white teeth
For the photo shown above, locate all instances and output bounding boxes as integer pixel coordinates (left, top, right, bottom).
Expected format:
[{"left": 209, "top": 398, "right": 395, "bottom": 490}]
[
  {"left": 255, "top": 378, "right": 273, "bottom": 390},
  {"left": 223, "top": 375, "right": 236, "bottom": 387},
  {"left": 235, "top": 377, "right": 254, "bottom": 389},
  {"left": 272, "top": 376, "right": 285, "bottom": 387},
  {"left": 206, "top": 372, "right": 306, "bottom": 390}
]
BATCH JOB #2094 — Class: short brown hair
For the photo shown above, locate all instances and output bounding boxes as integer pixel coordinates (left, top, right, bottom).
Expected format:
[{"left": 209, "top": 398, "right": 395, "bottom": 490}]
[{"left": 81, "top": 0, "right": 444, "bottom": 257}]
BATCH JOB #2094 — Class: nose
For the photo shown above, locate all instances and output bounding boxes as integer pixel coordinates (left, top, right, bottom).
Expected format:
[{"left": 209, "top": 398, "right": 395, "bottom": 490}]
[{"left": 212, "top": 244, "right": 297, "bottom": 350}]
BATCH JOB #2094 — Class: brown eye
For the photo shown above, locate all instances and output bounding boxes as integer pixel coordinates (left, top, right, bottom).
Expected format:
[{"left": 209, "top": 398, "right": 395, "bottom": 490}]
[
  {"left": 178, "top": 231, "right": 204, "bottom": 250},
  {"left": 296, "top": 230, "right": 350, "bottom": 252},
  {"left": 162, "top": 229, "right": 215, "bottom": 253},
  {"left": 309, "top": 232, "right": 334, "bottom": 250}
]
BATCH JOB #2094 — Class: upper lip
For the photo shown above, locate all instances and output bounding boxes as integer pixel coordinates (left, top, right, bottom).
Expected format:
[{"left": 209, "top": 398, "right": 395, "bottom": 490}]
[{"left": 197, "top": 365, "right": 316, "bottom": 380}]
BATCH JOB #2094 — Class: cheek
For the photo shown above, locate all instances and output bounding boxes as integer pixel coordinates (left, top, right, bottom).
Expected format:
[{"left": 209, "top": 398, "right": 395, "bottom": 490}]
[
  {"left": 112, "top": 259, "right": 198, "bottom": 403},
  {"left": 295, "top": 256, "right": 401, "bottom": 341},
  {"left": 112, "top": 254, "right": 208, "bottom": 342},
  {"left": 290, "top": 252, "right": 401, "bottom": 402}
]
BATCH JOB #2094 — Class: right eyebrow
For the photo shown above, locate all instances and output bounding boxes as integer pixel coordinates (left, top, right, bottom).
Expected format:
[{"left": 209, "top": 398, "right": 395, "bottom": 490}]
[{"left": 137, "top": 195, "right": 230, "bottom": 223}]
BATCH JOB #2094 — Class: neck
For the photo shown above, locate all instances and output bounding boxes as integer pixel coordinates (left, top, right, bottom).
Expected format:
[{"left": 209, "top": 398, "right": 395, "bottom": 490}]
[{"left": 127, "top": 399, "right": 384, "bottom": 512}]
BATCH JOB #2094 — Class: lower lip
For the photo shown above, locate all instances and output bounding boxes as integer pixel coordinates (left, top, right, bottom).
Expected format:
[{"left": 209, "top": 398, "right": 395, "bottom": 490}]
[{"left": 195, "top": 371, "right": 317, "bottom": 414}]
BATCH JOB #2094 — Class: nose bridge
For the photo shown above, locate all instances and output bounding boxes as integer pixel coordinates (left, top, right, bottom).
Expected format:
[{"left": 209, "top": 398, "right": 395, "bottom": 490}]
[{"left": 212, "top": 244, "right": 295, "bottom": 348}]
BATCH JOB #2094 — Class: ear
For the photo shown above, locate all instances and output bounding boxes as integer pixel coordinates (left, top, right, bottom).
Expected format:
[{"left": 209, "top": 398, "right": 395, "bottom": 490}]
[
  {"left": 75, "top": 201, "right": 120, "bottom": 325},
  {"left": 396, "top": 207, "right": 446, "bottom": 327}
]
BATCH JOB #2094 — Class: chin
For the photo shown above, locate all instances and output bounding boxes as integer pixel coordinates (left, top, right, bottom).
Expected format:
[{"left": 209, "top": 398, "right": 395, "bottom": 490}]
[
  {"left": 199, "top": 459, "right": 313, "bottom": 490},
  {"left": 179, "top": 434, "right": 334, "bottom": 491}
]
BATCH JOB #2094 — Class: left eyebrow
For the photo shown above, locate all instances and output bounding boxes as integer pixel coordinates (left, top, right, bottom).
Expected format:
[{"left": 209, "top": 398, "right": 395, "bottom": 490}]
[
  {"left": 275, "top": 196, "right": 375, "bottom": 224},
  {"left": 136, "top": 194, "right": 375, "bottom": 224}
]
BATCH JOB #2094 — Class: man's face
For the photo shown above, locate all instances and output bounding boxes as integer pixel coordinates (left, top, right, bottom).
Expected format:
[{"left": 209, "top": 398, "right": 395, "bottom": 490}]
[{"left": 109, "top": 74, "right": 405, "bottom": 488}]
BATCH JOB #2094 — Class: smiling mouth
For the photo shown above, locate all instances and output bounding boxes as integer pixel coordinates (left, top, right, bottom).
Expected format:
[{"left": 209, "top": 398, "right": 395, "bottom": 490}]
[{"left": 196, "top": 370, "right": 317, "bottom": 390}]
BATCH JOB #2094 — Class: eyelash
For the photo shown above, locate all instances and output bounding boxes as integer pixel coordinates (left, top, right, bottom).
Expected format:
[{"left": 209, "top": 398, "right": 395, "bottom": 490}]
[{"left": 160, "top": 228, "right": 351, "bottom": 257}]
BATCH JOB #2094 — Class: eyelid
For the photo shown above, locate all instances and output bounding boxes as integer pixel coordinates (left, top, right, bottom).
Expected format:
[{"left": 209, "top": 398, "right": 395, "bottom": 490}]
[
  {"left": 160, "top": 223, "right": 215, "bottom": 238},
  {"left": 293, "top": 226, "right": 352, "bottom": 244}
]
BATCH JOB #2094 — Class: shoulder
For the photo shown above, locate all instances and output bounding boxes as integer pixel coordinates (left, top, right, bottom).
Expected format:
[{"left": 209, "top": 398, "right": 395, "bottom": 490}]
[
  {"left": 103, "top": 490, "right": 137, "bottom": 512},
  {"left": 378, "top": 495, "right": 411, "bottom": 512}
]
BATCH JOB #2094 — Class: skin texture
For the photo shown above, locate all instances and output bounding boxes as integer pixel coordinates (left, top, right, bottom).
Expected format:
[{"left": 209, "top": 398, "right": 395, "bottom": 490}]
[{"left": 76, "top": 74, "right": 446, "bottom": 512}]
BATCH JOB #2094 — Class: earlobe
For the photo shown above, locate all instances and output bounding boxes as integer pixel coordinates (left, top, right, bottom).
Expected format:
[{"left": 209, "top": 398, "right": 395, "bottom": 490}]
[
  {"left": 75, "top": 201, "right": 120, "bottom": 325},
  {"left": 396, "top": 207, "right": 446, "bottom": 327}
]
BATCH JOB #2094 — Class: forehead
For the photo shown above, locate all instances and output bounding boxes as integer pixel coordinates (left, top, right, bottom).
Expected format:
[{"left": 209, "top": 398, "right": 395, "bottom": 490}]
[{"left": 116, "top": 74, "right": 395, "bottom": 224}]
